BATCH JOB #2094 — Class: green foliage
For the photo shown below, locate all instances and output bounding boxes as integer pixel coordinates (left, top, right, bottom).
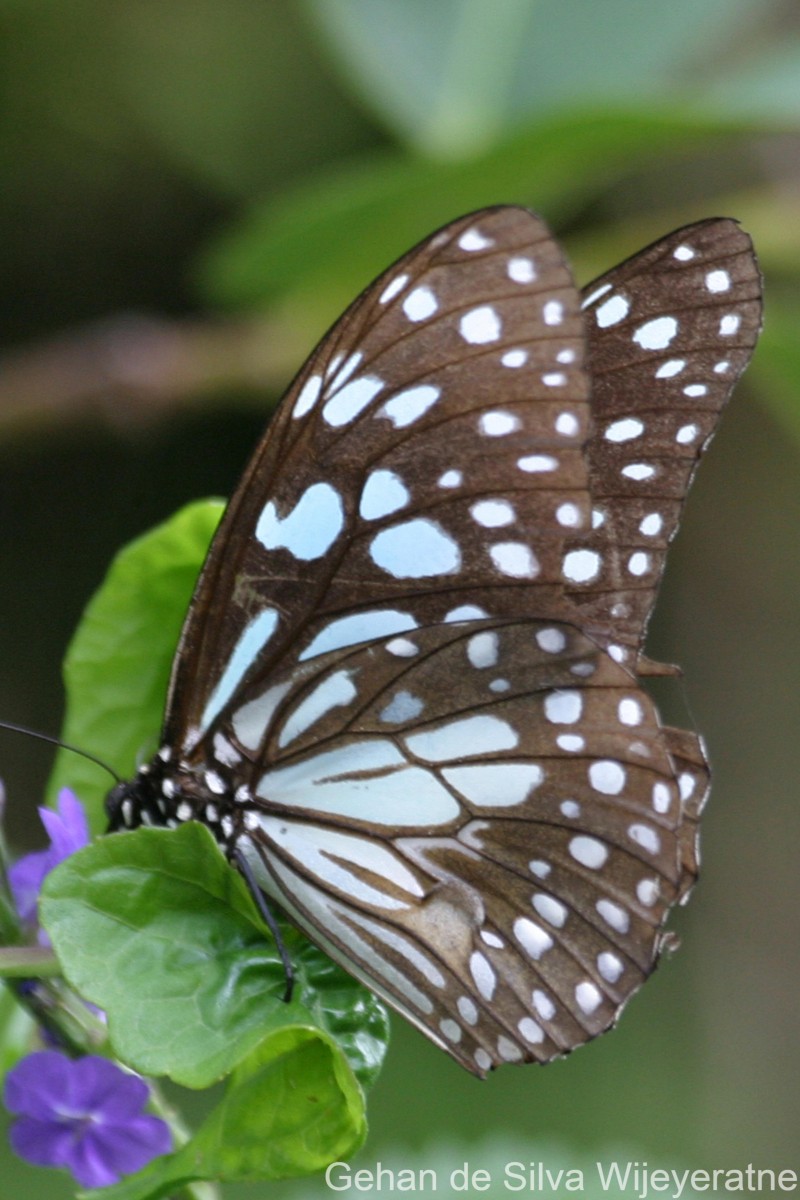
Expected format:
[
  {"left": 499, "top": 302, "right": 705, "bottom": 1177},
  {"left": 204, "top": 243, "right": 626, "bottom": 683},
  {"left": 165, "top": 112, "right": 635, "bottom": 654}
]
[
  {"left": 304, "top": 0, "right": 770, "bottom": 155},
  {"left": 200, "top": 109, "right": 749, "bottom": 328},
  {"left": 36, "top": 500, "right": 389, "bottom": 1196},
  {"left": 40, "top": 823, "right": 387, "bottom": 1091},
  {"left": 47, "top": 500, "right": 224, "bottom": 828}
]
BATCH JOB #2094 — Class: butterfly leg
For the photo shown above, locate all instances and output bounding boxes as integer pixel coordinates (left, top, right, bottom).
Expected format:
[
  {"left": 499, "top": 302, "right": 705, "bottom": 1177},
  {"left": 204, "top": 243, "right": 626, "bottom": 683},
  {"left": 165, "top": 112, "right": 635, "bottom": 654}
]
[{"left": 233, "top": 845, "right": 296, "bottom": 1003}]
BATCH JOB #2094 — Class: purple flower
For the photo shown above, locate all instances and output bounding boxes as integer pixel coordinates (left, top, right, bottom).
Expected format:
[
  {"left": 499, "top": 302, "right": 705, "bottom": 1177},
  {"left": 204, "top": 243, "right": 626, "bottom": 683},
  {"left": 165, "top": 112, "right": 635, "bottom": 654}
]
[
  {"left": 8, "top": 789, "right": 89, "bottom": 936},
  {"left": 4, "top": 1051, "right": 172, "bottom": 1187}
]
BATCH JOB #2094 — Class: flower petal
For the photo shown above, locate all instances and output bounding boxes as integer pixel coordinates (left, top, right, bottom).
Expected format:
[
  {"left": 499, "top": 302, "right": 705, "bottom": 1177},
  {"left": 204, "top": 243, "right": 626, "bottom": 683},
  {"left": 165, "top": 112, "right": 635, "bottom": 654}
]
[
  {"left": 5, "top": 1053, "right": 172, "bottom": 1187},
  {"left": 8, "top": 849, "right": 55, "bottom": 924},
  {"left": 89, "top": 1116, "right": 173, "bottom": 1177},
  {"left": 8, "top": 1116, "right": 77, "bottom": 1170},
  {"left": 4, "top": 1052, "right": 73, "bottom": 1119},
  {"left": 39, "top": 789, "right": 90, "bottom": 861},
  {"left": 74, "top": 1057, "right": 149, "bottom": 1120}
]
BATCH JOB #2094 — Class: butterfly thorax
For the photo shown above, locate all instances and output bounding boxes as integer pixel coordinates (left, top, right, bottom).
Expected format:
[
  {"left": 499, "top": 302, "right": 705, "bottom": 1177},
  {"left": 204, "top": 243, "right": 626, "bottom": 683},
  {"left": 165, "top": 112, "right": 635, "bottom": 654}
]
[{"left": 105, "top": 752, "right": 248, "bottom": 856}]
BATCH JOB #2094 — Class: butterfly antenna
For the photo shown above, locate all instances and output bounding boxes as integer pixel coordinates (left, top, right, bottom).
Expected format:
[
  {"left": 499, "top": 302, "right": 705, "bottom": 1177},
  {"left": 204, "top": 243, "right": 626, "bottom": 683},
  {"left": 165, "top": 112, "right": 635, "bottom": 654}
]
[{"left": 0, "top": 720, "right": 121, "bottom": 785}]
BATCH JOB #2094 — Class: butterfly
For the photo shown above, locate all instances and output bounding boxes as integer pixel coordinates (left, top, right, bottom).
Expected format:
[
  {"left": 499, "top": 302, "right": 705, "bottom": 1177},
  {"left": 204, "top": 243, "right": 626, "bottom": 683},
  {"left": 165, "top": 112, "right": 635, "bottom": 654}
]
[{"left": 106, "top": 206, "right": 761, "bottom": 1076}]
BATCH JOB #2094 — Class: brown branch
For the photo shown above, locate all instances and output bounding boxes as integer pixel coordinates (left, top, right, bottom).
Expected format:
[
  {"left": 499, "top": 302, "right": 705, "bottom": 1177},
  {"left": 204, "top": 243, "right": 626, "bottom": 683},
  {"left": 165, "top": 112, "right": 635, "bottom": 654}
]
[{"left": 0, "top": 312, "right": 308, "bottom": 435}]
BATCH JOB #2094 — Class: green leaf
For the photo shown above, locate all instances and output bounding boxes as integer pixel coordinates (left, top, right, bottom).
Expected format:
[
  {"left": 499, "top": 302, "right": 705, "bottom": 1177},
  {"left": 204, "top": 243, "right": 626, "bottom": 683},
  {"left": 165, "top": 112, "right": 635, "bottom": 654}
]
[
  {"left": 177, "top": 1028, "right": 366, "bottom": 1180},
  {"left": 40, "top": 824, "right": 287, "bottom": 1086},
  {"left": 47, "top": 500, "right": 224, "bottom": 829},
  {"left": 84, "top": 1030, "right": 366, "bottom": 1200},
  {"left": 304, "top": 0, "right": 769, "bottom": 155},
  {"left": 291, "top": 936, "right": 390, "bottom": 1092},
  {"left": 200, "top": 108, "right": 761, "bottom": 334},
  {"left": 40, "top": 823, "right": 388, "bottom": 1089}
]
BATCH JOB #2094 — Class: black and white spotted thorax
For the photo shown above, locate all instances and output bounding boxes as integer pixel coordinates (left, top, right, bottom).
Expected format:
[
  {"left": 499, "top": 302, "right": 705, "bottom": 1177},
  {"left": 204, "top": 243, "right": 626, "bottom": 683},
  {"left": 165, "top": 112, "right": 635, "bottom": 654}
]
[{"left": 105, "top": 748, "right": 258, "bottom": 855}]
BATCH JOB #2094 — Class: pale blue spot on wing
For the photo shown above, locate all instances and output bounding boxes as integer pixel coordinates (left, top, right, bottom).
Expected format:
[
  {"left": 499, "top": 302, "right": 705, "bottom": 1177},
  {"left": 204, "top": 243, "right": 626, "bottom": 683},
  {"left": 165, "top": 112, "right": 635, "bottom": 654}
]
[
  {"left": 278, "top": 670, "right": 357, "bottom": 749},
  {"left": 257, "top": 482, "right": 344, "bottom": 561},
  {"left": 200, "top": 607, "right": 279, "bottom": 732},
  {"left": 379, "top": 690, "right": 425, "bottom": 724},
  {"left": 442, "top": 762, "right": 544, "bottom": 807},
  {"left": 322, "top": 375, "right": 384, "bottom": 426},
  {"left": 299, "top": 609, "right": 418, "bottom": 661},
  {"left": 359, "top": 469, "right": 410, "bottom": 520},
  {"left": 405, "top": 714, "right": 518, "bottom": 762},
  {"left": 370, "top": 518, "right": 461, "bottom": 579},
  {"left": 258, "top": 739, "right": 459, "bottom": 827}
]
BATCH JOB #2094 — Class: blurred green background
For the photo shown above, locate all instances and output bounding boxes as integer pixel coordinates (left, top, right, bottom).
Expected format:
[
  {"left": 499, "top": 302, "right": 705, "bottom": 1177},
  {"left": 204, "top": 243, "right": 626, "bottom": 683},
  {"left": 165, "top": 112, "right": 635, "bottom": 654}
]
[{"left": 0, "top": 1, "right": 798, "bottom": 1196}]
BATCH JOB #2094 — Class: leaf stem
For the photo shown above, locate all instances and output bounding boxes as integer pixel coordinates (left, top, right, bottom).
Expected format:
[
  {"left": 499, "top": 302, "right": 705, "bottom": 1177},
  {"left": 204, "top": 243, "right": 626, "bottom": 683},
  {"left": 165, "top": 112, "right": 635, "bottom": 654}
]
[{"left": 0, "top": 944, "right": 63, "bottom": 977}]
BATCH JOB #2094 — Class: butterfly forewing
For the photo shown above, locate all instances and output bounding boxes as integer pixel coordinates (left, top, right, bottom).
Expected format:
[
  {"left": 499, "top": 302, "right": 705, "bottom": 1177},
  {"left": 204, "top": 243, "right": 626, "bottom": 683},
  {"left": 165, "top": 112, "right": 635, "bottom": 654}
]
[
  {"left": 109, "top": 206, "right": 761, "bottom": 1075},
  {"left": 166, "top": 207, "right": 591, "bottom": 749}
]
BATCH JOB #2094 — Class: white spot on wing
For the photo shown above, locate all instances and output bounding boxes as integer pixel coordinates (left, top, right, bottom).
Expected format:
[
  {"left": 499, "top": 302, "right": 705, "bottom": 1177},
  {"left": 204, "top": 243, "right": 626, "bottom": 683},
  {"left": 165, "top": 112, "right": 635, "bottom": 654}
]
[
  {"left": 490, "top": 542, "right": 539, "bottom": 578},
  {"left": 605, "top": 418, "right": 643, "bottom": 442},
  {"left": 379, "top": 273, "right": 409, "bottom": 304},
  {"left": 518, "top": 453, "right": 557, "bottom": 473},
  {"left": 471, "top": 499, "right": 515, "bottom": 528},
  {"left": 543, "top": 300, "right": 564, "bottom": 325},
  {"left": 597, "top": 898, "right": 629, "bottom": 932},
  {"left": 469, "top": 951, "right": 496, "bottom": 1000},
  {"left": 380, "top": 691, "right": 424, "bottom": 724},
  {"left": 569, "top": 835, "right": 609, "bottom": 869},
  {"left": 656, "top": 358, "right": 686, "bottom": 378},
  {"left": 514, "top": 917, "right": 553, "bottom": 960},
  {"left": 575, "top": 981, "right": 602, "bottom": 1014},
  {"left": 589, "top": 760, "right": 626, "bottom": 795},
  {"left": 459, "top": 228, "right": 493, "bottom": 251},
  {"left": 633, "top": 316, "right": 678, "bottom": 350},
  {"left": 292, "top": 374, "right": 322, "bottom": 419},
  {"left": 508, "top": 256, "right": 536, "bottom": 283},
  {"left": 705, "top": 269, "right": 731, "bottom": 293},
  {"left": 480, "top": 410, "right": 520, "bottom": 436},
  {"left": 563, "top": 549, "right": 601, "bottom": 583},
  {"left": 455, "top": 304, "right": 501, "bottom": 343},
  {"left": 544, "top": 690, "right": 582, "bottom": 724},
  {"left": 582, "top": 282, "right": 612, "bottom": 308},
  {"left": 403, "top": 286, "right": 438, "bottom": 322},
  {"left": 595, "top": 294, "right": 630, "bottom": 327},
  {"left": 467, "top": 631, "right": 498, "bottom": 668}
]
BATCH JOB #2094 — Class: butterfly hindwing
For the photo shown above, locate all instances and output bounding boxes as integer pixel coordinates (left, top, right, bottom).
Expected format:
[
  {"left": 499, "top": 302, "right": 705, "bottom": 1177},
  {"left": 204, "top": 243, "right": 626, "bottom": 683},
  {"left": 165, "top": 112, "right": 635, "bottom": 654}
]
[
  {"left": 577, "top": 217, "right": 762, "bottom": 655},
  {"left": 225, "top": 617, "right": 698, "bottom": 1074}
]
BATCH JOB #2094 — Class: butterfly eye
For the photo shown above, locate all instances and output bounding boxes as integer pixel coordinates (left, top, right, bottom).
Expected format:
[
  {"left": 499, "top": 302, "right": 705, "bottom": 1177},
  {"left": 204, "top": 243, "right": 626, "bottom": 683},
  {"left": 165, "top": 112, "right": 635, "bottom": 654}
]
[{"left": 111, "top": 207, "right": 762, "bottom": 1075}]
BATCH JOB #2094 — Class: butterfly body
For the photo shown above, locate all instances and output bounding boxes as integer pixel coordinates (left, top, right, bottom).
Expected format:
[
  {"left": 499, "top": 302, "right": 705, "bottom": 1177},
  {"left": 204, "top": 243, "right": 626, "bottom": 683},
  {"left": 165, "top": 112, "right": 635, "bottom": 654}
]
[{"left": 106, "top": 207, "right": 761, "bottom": 1075}]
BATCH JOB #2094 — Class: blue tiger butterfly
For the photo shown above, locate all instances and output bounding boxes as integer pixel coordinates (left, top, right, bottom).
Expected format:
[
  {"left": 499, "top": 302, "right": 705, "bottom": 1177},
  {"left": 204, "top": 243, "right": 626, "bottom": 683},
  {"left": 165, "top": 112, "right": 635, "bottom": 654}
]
[{"left": 107, "top": 207, "right": 761, "bottom": 1075}]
